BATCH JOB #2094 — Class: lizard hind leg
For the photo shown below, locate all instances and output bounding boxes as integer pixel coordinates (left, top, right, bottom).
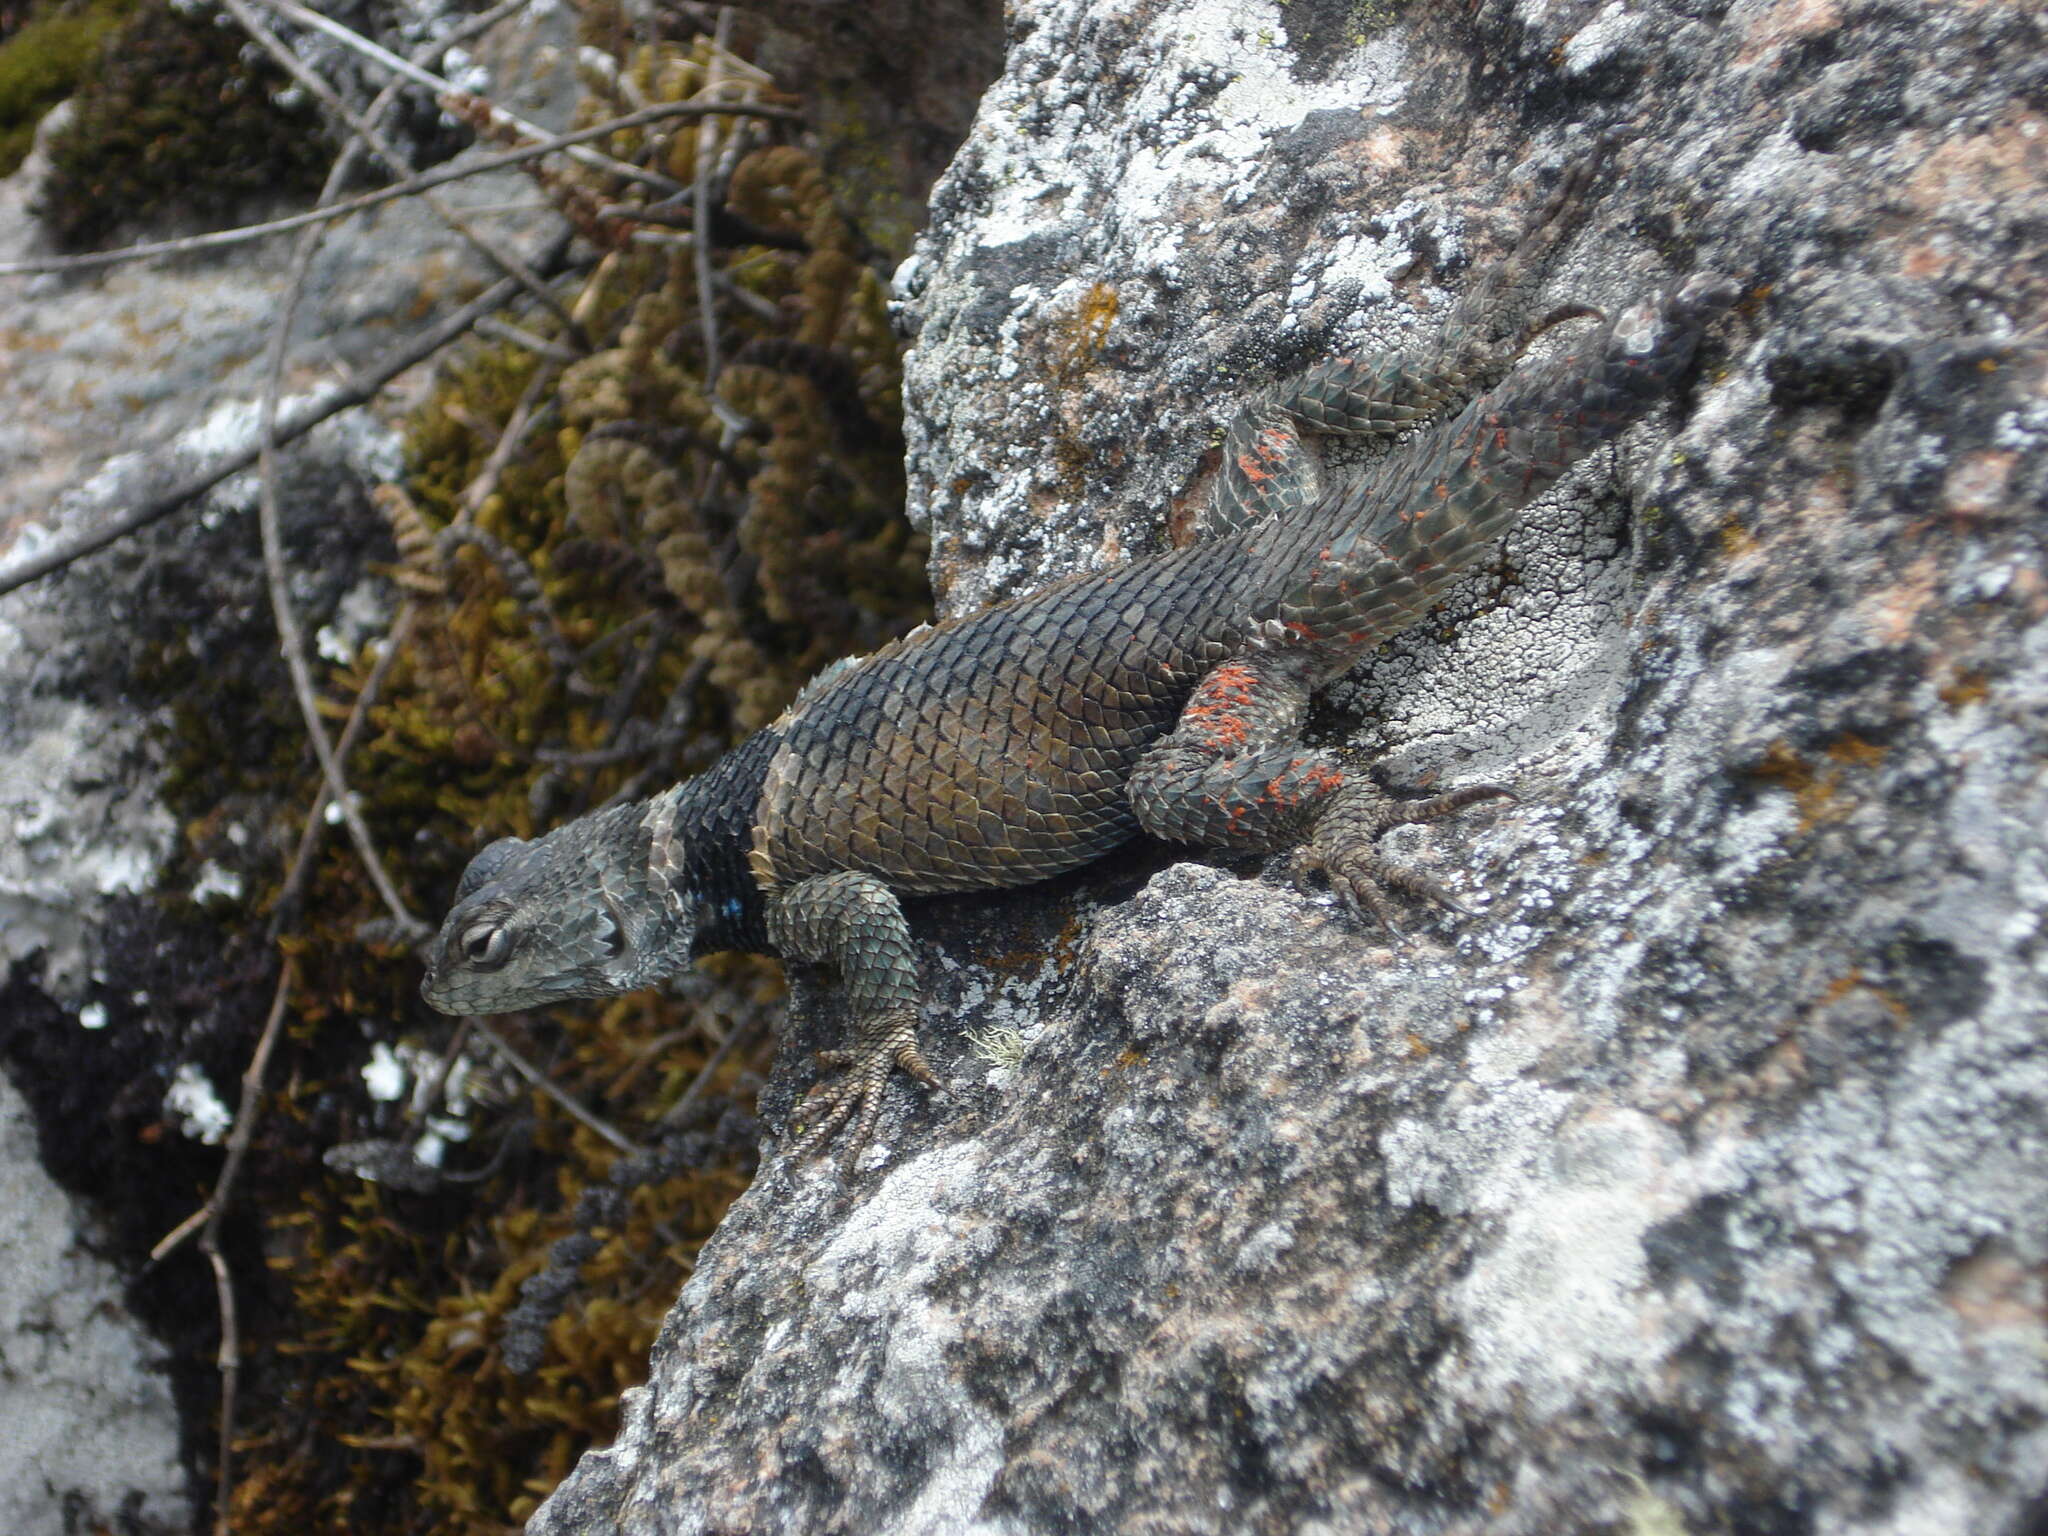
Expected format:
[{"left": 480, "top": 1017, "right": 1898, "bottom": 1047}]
[
  {"left": 765, "top": 871, "right": 942, "bottom": 1176},
  {"left": 1289, "top": 781, "right": 1516, "bottom": 940},
  {"left": 1128, "top": 652, "right": 1512, "bottom": 936}
]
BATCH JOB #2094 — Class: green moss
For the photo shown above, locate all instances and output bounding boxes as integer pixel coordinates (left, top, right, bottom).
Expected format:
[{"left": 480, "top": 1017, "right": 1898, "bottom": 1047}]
[
  {"left": 0, "top": 0, "right": 135, "bottom": 175},
  {"left": 1347, "top": 0, "right": 1411, "bottom": 38},
  {"left": 34, "top": 0, "right": 330, "bottom": 249},
  {"left": 198, "top": 77, "right": 927, "bottom": 1536},
  {"left": 82, "top": 31, "right": 933, "bottom": 1531}
]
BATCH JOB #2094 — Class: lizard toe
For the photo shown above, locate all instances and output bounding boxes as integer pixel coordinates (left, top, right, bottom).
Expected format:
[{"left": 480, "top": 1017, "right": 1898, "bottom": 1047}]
[
  {"left": 836, "top": 1073, "right": 893, "bottom": 1178},
  {"left": 1391, "top": 783, "right": 1518, "bottom": 825},
  {"left": 790, "top": 1077, "right": 861, "bottom": 1164},
  {"left": 792, "top": 1015, "right": 940, "bottom": 1175},
  {"left": 896, "top": 1042, "right": 945, "bottom": 1095}
]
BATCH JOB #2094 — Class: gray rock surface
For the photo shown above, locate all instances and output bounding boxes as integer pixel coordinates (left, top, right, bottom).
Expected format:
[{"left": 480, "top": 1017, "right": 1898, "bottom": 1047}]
[
  {"left": 531, "top": 0, "right": 2048, "bottom": 1532},
  {"left": 0, "top": 1071, "right": 187, "bottom": 1534}
]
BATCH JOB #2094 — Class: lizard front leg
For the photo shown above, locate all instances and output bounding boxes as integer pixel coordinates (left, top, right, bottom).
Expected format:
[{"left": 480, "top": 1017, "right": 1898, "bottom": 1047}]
[
  {"left": 1127, "top": 650, "right": 1509, "bottom": 937},
  {"left": 765, "top": 871, "right": 941, "bottom": 1173}
]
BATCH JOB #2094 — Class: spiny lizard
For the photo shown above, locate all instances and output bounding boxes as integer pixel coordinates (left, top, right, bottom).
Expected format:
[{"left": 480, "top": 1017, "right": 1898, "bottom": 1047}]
[{"left": 422, "top": 168, "right": 1737, "bottom": 1172}]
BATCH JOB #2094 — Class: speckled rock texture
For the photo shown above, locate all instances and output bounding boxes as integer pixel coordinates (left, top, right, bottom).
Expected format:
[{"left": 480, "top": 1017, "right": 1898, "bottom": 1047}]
[
  {"left": 0, "top": 1072, "right": 186, "bottom": 1534},
  {"left": 529, "top": 0, "right": 2048, "bottom": 1532}
]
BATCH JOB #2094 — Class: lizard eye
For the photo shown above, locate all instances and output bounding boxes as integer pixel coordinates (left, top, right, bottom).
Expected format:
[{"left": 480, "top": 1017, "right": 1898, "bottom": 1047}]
[{"left": 461, "top": 923, "right": 512, "bottom": 971}]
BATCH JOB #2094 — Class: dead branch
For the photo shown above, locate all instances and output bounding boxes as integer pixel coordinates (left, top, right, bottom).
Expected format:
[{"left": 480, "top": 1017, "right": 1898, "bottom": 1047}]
[{"left": 0, "top": 99, "right": 797, "bottom": 282}]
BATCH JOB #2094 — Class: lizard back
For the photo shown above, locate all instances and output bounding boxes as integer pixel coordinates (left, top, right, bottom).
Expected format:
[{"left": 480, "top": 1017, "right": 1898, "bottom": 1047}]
[{"left": 748, "top": 537, "right": 1248, "bottom": 894}]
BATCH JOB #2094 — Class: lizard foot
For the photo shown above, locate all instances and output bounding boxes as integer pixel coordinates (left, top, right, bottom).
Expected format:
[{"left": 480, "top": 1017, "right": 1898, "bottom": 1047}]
[
  {"left": 1291, "top": 783, "right": 1516, "bottom": 941},
  {"left": 789, "top": 1006, "right": 942, "bottom": 1176}
]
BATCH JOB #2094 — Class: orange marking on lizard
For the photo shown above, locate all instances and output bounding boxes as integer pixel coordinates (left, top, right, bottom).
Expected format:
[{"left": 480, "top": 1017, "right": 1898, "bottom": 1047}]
[
  {"left": 1296, "top": 761, "right": 1345, "bottom": 794},
  {"left": 1182, "top": 662, "right": 1260, "bottom": 750}
]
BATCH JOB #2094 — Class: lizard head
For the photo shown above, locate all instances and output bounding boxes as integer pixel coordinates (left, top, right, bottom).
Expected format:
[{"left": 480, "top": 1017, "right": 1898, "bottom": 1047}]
[{"left": 420, "top": 803, "right": 694, "bottom": 1016}]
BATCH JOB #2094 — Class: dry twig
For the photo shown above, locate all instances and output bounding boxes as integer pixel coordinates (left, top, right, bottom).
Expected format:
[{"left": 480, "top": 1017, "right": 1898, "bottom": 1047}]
[
  {"left": 252, "top": 0, "right": 682, "bottom": 190},
  {"left": 473, "top": 1019, "right": 645, "bottom": 1156},
  {"left": 0, "top": 99, "right": 798, "bottom": 281},
  {"left": 0, "top": 273, "right": 530, "bottom": 598},
  {"left": 659, "top": 1012, "right": 763, "bottom": 1126},
  {"left": 221, "top": 0, "right": 586, "bottom": 346}
]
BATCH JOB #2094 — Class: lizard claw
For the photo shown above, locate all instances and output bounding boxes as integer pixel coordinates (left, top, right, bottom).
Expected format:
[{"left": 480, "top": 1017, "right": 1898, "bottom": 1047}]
[
  {"left": 790, "top": 1015, "right": 941, "bottom": 1177},
  {"left": 1290, "top": 842, "right": 1411, "bottom": 942},
  {"left": 1293, "top": 781, "right": 1517, "bottom": 939}
]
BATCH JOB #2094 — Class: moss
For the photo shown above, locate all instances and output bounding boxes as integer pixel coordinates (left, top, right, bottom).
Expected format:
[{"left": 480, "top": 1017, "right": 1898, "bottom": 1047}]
[
  {"left": 171, "top": 46, "right": 931, "bottom": 1536},
  {"left": 33, "top": 0, "right": 330, "bottom": 249},
  {"left": 15, "top": 23, "right": 931, "bottom": 1531},
  {"left": 0, "top": 0, "right": 134, "bottom": 175},
  {"left": 1347, "top": 0, "right": 1411, "bottom": 39}
]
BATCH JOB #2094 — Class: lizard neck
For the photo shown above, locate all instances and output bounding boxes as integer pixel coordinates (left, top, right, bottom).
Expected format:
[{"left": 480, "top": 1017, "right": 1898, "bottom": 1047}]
[{"left": 640, "top": 726, "right": 779, "bottom": 961}]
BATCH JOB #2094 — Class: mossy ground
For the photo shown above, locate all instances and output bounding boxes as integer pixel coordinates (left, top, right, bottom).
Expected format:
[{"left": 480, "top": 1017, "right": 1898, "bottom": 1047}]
[
  {"left": 0, "top": 0, "right": 133, "bottom": 174},
  {"left": 2, "top": 25, "right": 929, "bottom": 1536},
  {"left": 1, "top": 0, "right": 329, "bottom": 246}
]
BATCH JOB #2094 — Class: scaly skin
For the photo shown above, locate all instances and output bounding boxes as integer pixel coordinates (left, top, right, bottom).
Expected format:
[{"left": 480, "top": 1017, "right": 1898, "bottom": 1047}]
[{"left": 421, "top": 177, "right": 1738, "bottom": 1174}]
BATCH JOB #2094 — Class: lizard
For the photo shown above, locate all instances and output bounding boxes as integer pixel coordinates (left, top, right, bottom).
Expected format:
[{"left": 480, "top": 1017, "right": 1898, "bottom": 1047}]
[{"left": 420, "top": 166, "right": 1738, "bottom": 1174}]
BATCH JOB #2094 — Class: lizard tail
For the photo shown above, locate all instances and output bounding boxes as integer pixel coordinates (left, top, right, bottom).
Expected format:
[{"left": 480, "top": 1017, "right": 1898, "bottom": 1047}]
[
  {"left": 1252, "top": 276, "right": 1740, "bottom": 655},
  {"left": 1385, "top": 271, "right": 1742, "bottom": 544}
]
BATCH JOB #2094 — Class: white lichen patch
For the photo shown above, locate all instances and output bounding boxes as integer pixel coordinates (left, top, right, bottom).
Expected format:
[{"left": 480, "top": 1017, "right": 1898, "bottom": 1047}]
[
  {"left": 791, "top": 1143, "right": 1024, "bottom": 1536},
  {"left": 164, "top": 1062, "right": 232, "bottom": 1145},
  {"left": 1385, "top": 1094, "right": 1738, "bottom": 1416},
  {"left": 0, "top": 695, "right": 177, "bottom": 999},
  {"left": 902, "top": 0, "right": 1425, "bottom": 615}
]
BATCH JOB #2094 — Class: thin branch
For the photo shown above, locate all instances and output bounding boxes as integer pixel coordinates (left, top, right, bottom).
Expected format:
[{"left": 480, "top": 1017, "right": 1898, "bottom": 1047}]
[
  {"left": 202, "top": 1245, "right": 237, "bottom": 1536},
  {"left": 473, "top": 1018, "right": 644, "bottom": 1155},
  {"left": 252, "top": 0, "right": 683, "bottom": 191},
  {"left": 693, "top": 11, "right": 736, "bottom": 388},
  {"left": 659, "top": 1012, "right": 762, "bottom": 1125},
  {"left": 144, "top": 963, "right": 296, "bottom": 1531},
  {"left": 0, "top": 270, "right": 530, "bottom": 599},
  {"left": 0, "top": 100, "right": 799, "bottom": 280},
  {"left": 429, "top": 0, "right": 548, "bottom": 59},
  {"left": 476, "top": 316, "right": 582, "bottom": 362},
  {"left": 269, "top": 599, "right": 420, "bottom": 938},
  {"left": 205, "top": 967, "right": 294, "bottom": 1536},
  {"left": 148, "top": 966, "right": 295, "bottom": 1270},
  {"left": 462, "top": 357, "right": 563, "bottom": 518},
  {"left": 407, "top": 1017, "right": 476, "bottom": 1147},
  {"left": 220, "top": 0, "right": 586, "bottom": 346},
  {"left": 251, "top": 39, "right": 431, "bottom": 940}
]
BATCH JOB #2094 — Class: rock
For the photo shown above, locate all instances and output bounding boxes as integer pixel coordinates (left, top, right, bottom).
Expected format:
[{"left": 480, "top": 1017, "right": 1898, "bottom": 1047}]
[
  {"left": 0, "top": 1070, "right": 186, "bottom": 1534},
  {"left": 531, "top": 0, "right": 2048, "bottom": 1532},
  {"left": 740, "top": 0, "right": 1003, "bottom": 253}
]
